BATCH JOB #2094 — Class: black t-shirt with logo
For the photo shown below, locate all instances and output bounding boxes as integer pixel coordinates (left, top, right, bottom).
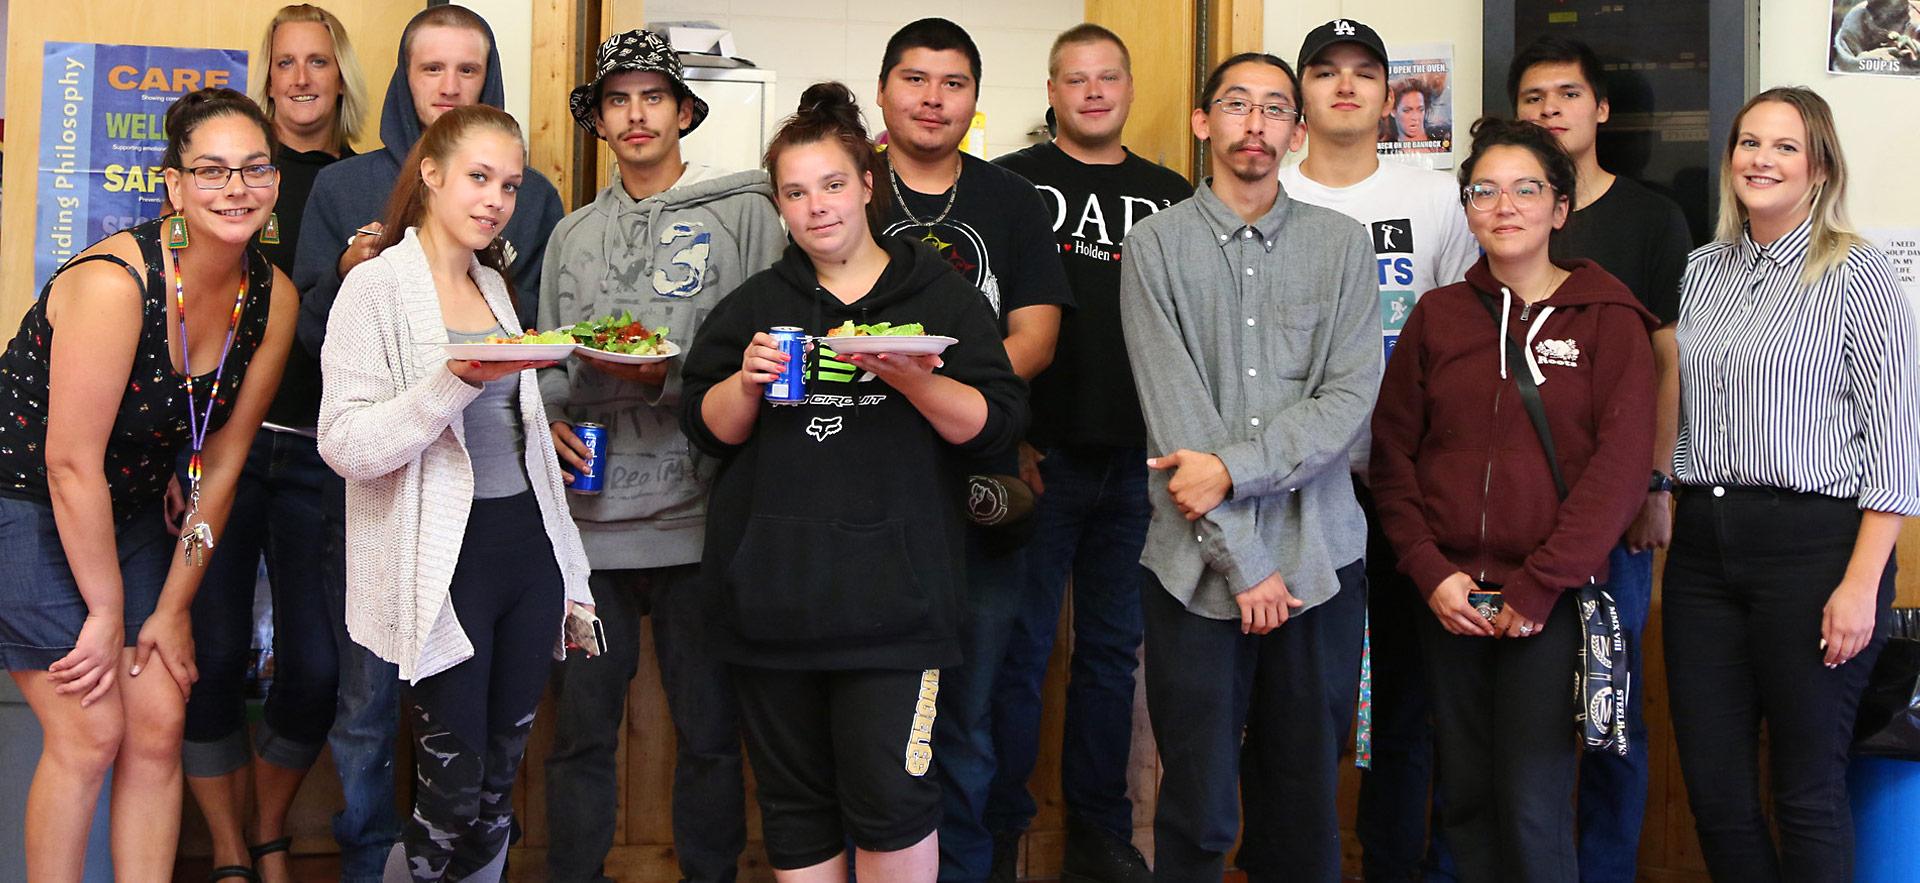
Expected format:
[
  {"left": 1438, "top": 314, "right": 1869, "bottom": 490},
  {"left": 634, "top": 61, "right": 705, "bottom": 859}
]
[
  {"left": 994, "top": 142, "right": 1190, "bottom": 449},
  {"left": 883, "top": 150, "right": 1071, "bottom": 476},
  {"left": 1550, "top": 175, "right": 1693, "bottom": 325},
  {"left": 882, "top": 151, "right": 1074, "bottom": 334}
]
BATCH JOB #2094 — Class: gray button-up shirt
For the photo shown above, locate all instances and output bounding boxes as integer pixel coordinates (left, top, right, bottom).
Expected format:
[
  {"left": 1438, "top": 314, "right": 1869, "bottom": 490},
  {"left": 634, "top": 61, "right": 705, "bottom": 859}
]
[{"left": 1120, "top": 180, "right": 1381, "bottom": 619}]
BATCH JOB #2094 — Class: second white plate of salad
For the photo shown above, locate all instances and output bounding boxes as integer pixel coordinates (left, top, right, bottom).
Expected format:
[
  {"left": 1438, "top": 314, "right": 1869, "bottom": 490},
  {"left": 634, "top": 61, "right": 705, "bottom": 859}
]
[
  {"left": 576, "top": 340, "right": 680, "bottom": 364},
  {"left": 566, "top": 311, "right": 678, "bottom": 364},
  {"left": 817, "top": 321, "right": 956, "bottom": 356}
]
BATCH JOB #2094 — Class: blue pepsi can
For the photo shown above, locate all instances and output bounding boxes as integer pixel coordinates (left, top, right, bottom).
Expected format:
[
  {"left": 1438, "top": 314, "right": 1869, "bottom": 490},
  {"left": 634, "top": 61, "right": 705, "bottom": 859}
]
[
  {"left": 764, "top": 326, "right": 809, "bottom": 405},
  {"left": 568, "top": 423, "right": 607, "bottom": 494}
]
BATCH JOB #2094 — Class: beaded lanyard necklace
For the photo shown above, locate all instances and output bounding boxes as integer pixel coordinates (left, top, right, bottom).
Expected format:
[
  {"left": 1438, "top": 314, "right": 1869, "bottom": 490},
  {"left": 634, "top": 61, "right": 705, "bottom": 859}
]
[{"left": 170, "top": 245, "right": 249, "bottom": 567}]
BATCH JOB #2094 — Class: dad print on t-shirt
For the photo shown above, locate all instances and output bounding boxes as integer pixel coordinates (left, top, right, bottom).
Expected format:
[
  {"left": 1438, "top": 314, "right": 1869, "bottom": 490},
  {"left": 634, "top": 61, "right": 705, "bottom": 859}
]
[{"left": 995, "top": 141, "right": 1191, "bottom": 450}]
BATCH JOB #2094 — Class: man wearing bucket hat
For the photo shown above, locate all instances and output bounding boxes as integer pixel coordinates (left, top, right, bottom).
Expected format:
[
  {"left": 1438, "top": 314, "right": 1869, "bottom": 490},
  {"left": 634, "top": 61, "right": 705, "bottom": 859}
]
[{"left": 538, "top": 28, "right": 784, "bottom": 883}]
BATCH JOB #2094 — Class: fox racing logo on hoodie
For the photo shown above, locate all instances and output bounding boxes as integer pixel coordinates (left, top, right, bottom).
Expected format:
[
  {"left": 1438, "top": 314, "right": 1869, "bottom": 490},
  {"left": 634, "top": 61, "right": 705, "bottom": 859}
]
[{"left": 806, "top": 416, "right": 843, "bottom": 442}]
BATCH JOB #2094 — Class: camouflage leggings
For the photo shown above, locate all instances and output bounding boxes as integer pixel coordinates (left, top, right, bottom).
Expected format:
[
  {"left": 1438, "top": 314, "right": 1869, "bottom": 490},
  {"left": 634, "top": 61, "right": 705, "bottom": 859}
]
[
  {"left": 400, "top": 699, "right": 536, "bottom": 881},
  {"left": 399, "top": 492, "right": 564, "bottom": 881}
]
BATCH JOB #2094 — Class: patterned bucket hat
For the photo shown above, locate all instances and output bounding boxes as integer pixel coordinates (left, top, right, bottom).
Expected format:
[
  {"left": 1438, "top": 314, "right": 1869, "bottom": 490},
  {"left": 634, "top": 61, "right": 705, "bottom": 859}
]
[{"left": 569, "top": 29, "right": 710, "bottom": 137}]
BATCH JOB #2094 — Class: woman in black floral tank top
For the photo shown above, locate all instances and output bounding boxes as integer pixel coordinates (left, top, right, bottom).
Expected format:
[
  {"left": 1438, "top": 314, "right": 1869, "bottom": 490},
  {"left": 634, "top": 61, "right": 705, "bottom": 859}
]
[{"left": 0, "top": 89, "right": 295, "bottom": 879}]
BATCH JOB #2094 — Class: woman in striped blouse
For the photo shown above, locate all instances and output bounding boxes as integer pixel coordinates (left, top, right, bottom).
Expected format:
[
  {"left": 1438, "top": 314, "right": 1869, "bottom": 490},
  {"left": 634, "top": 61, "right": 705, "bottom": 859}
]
[{"left": 1664, "top": 86, "right": 1919, "bottom": 883}]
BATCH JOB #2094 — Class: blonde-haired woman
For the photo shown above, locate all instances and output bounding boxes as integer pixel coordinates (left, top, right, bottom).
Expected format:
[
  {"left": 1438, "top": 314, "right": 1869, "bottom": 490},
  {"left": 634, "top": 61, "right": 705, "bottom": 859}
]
[
  {"left": 173, "top": 8, "right": 368, "bottom": 881},
  {"left": 1664, "top": 85, "right": 1920, "bottom": 883},
  {"left": 246, "top": 2, "right": 368, "bottom": 270}
]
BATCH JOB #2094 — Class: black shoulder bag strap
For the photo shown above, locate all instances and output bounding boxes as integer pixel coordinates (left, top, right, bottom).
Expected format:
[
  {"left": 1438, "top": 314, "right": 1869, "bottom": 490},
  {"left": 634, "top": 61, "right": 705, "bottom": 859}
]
[
  {"left": 1478, "top": 290, "right": 1630, "bottom": 756},
  {"left": 1477, "top": 293, "right": 1567, "bottom": 500}
]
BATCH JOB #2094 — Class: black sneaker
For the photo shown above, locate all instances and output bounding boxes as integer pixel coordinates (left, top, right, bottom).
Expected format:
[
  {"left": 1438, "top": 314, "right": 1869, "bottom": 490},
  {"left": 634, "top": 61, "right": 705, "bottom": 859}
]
[
  {"left": 989, "top": 830, "right": 1022, "bottom": 883},
  {"left": 1061, "top": 816, "right": 1151, "bottom": 883}
]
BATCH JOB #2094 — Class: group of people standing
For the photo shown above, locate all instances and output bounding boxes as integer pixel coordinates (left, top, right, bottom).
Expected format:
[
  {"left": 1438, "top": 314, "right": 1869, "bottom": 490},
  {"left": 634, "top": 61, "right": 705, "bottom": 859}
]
[{"left": 0, "top": 6, "right": 1912, "bottom": 883}]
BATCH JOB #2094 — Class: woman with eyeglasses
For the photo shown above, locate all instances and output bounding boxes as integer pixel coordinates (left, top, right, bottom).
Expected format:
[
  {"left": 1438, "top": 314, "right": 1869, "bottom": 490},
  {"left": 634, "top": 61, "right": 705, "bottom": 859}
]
[
  {"left": 172, "top": 8, "right": 368, "bottom": 880},
  {"left": 0, "top": 87, "right": 296, "bottom": 880},
  {"left": 1662, "top": 87, "right": 1918, "bottom": 883},
  {"left": 1369, "top": 116, "right": 1655, "bottom": 882}
]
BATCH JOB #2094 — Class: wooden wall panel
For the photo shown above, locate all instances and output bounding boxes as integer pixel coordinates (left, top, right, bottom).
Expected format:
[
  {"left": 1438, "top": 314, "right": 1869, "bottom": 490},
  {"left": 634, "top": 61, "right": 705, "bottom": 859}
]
[
  {"left": 1085, "top": 0, "right": 1197, "bottom": 179},
  {"left": 0, "top": 0, "right": 421, "bottom": 329},
  {"left": 528, "top": 0, "right": 594, "bottom": 209}
]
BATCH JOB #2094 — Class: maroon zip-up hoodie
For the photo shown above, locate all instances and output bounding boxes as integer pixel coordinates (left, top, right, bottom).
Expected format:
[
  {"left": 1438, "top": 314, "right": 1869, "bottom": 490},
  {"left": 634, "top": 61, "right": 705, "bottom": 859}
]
[{"left": 1370, "top": 257, "right": 1656, "bottom": 624}]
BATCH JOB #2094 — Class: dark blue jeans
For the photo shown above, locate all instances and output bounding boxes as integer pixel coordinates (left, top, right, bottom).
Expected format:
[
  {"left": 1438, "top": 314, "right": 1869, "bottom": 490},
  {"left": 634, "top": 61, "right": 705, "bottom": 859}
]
[
  {"left": 1576, "top": 543, "right": 1652, "bottom": 883},
  {"left": 984, "top": 446, "right": 1147, "bottom": 840},
  {"left": 321, "top": 476, "right": 401, "bottom": 883},
  {"left": 936, "top": 531, "right": 1027, "bottom": 883},
  {"left": 181, "top": 430, "right": 338, "bottom": 776}
]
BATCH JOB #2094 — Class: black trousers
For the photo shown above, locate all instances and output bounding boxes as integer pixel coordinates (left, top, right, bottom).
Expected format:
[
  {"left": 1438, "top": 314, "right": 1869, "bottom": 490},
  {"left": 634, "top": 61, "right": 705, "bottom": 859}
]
[
  {"left": 544, "top": 565, "right": 745, "bottom": 883},
  {"left": 1421, "top": 591, "right": 1580, "bottom": 883},
  {"left": 1142, "top": 562, "right": 1366, "bottom": 883},
  {"left": 1353, "top": 484, "right": 1440, "bottom": 882},
  {"left": 403, "top": 492, "right": 565, "bottom": 881},
  {"left": 1663, "top": 486, "right": 1894, "bottom": 883}
]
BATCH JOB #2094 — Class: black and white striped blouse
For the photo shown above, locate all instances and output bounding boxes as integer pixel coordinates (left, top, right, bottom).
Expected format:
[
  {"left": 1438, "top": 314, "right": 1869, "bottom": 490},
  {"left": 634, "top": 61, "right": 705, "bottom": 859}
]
[{"left": 1673, "top": 217, "right": 1920, "bottom": 515}]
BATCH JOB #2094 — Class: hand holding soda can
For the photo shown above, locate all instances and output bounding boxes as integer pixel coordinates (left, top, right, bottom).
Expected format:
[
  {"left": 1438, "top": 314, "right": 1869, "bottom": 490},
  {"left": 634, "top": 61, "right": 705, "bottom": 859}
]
[
  {"left": 764, "top": 326, "right": 809, "bottom": 405},
  {"left": 567, "top": 423, "right": 607, "bottom": 494}
]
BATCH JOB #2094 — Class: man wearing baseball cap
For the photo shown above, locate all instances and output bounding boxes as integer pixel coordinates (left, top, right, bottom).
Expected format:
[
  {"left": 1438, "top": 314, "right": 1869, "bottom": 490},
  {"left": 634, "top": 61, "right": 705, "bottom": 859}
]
[
  {"left": 1277, "top": 17, "right": 1478, "bottom": 882},
  {"left": 538, "top": 28, "right": 785, "bottom": 883}
]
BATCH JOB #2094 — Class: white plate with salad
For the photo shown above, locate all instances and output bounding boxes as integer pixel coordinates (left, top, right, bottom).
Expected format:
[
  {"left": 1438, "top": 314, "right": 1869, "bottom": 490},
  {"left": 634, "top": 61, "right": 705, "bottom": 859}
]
[
  {"left": 567, "top": 312, "right": 679, "bottom": 364},
  {"left": 444, "top": 329, "right": 576, "bottom": 361},
  {"left": 576, "top": 339, "right": 680, "bottom": 364},
  {"left": 817, "top": 321, "right": 956, "bottom": 356}
]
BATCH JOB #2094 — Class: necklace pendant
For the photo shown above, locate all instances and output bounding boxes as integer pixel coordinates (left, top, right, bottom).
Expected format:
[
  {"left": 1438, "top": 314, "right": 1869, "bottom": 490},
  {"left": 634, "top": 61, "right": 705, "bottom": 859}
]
[{"left": 181, "top": 519, "right": 215, "bottom": 567}]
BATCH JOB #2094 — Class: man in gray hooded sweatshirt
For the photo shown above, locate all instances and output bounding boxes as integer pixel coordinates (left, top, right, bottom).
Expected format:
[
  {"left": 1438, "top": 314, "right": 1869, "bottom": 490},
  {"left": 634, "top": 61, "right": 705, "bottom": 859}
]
[
  {"left": 291, "top": 7, "right": 566, "bottom": 880},
  {"left": 537, "top": 29, "right": 783, "bottom": 883}
]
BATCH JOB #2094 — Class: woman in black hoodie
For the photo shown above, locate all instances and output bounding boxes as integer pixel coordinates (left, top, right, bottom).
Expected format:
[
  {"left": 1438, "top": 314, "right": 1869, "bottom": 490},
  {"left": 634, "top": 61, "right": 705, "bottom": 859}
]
[{"left": 682, "top": 82, "right": 1025, "bottom": 881}]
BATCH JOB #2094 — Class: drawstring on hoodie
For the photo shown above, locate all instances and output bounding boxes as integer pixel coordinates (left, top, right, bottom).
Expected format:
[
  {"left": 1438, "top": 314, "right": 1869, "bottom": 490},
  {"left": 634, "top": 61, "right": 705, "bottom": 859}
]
[{"left": 1496, "top": 286, "right": 1553, "bottom": 387}]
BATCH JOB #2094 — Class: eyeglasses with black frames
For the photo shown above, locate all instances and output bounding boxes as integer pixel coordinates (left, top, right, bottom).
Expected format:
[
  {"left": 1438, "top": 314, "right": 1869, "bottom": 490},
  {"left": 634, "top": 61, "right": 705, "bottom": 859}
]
[{"left": 183, "top": 164, "right": 281, "bottom": 190}]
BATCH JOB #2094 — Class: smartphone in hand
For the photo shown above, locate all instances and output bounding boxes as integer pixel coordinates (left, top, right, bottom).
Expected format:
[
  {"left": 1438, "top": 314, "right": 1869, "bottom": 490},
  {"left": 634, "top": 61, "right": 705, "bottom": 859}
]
[{"left": 565, "top": 603, "right": 607, "bottom": 657}]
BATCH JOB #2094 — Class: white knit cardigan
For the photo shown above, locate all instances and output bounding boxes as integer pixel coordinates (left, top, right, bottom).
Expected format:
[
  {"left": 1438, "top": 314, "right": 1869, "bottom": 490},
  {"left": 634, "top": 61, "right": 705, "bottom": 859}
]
[{"left": 318, "top": 229, "right": 592, "bottom": 683}]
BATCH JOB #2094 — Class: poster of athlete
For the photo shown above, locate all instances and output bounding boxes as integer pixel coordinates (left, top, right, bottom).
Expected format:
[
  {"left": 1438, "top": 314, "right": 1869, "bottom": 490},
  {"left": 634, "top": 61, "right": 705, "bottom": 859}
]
[
  {"left": 1377, "top": 42, "right": 1456, "bottom": 169},
  {"left": 1829, "top": 0, "right": 1920, "bottom": 76}
]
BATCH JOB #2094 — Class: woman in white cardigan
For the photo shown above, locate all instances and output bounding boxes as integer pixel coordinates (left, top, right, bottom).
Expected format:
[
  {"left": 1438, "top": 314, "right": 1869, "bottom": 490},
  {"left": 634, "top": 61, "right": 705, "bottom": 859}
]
[{"left": 317, "top": 105, "right": 592, "bottom": 881}]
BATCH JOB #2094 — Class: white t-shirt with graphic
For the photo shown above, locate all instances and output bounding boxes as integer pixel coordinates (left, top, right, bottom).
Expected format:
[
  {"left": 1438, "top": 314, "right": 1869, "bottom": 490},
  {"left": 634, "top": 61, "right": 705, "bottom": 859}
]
[
  {"left": 1280, "top": 158, "right": 1479, "bottom": 480},
  {"left": 1280, "top": 159, "right": 1479, "bottom": 365}
]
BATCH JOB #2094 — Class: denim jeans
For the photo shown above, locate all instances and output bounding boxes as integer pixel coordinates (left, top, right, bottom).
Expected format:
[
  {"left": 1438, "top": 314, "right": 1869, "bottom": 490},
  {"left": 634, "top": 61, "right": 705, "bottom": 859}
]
[
  {"left": 935, "top": 531, "right": 1027, "bottom": 883},
  {"left": 545, "top": 565, "right": 746, "bottom": 883},
  {"left": 181, "top": 430, "right": 338, "bottom": 776},
  {"left": 983, "top": 446, "right": 1147, "bottom": 840},
  {"left": 1576, "top": 543, "right": 1652, "bottom": 883},
  {"left": 321, "top": 476, "right": 401, "bottom": 883}
]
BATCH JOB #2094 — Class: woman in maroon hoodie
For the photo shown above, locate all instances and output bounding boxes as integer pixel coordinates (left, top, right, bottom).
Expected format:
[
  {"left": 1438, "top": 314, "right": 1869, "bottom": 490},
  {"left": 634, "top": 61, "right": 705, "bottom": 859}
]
[{"left": 1369, "top": 117, "right": 1655, "bottom": 882}]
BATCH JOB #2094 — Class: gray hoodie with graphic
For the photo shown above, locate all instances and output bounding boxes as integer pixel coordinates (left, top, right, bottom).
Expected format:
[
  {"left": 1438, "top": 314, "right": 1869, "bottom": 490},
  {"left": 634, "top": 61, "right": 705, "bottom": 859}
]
[{"left": 538, "top": 164, "right": 783, "bottom": 569}]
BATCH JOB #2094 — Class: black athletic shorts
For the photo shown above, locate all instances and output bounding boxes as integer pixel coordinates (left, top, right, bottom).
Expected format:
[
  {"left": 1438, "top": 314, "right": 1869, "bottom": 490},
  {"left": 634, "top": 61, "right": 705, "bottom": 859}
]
[{"left": 730, "top": 665, "right": 943, "bottom": 869}]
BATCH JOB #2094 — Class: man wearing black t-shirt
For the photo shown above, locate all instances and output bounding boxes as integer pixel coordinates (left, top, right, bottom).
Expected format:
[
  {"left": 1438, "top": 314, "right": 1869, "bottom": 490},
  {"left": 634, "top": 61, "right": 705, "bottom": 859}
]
[
  {"left": 986, "top": 24, "right": 1188, "bottom": 883},
  {"left": 871, "top": 18, "right": 1073, "bottom": 883},
  {"left": 1511, "top": 36, "right": 1694, "bottom": 883}
]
